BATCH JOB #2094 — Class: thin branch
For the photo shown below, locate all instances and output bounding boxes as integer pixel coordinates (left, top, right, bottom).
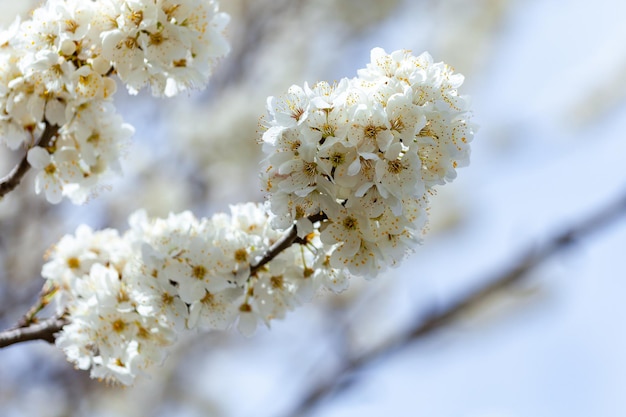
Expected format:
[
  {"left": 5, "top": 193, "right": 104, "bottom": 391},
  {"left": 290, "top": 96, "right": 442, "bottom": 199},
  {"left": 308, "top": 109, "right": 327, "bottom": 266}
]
[
  {"left": 250, "top": 212, "right": 327, "bottom": 276},
  {"left": 286, "top": 188, "right": 626, "bottom": 417},
  {"left": 16, "top": 282, "right": 58, "bottom": 328},
  {"left": 0, "top": 123, "right": 59, "bottom": 199},
  {"left": 0, "top": 315, "right": 67, "bottom": 348}
]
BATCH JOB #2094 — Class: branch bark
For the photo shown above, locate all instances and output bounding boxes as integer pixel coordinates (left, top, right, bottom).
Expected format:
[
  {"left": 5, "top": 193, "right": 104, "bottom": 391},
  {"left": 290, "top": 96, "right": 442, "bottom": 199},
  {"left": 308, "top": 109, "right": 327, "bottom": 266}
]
[
  {"left": 0, "top": 123, "right": 59, "bottom": 199},
  {"left": 0, "top": 315, "right": 67, "bottom": 348},
  {"left": 285, "top": 188, "right": 626, "bottom": 417},
  {"left": 250, "top": 212, "right": 327, "bottom": 276}
]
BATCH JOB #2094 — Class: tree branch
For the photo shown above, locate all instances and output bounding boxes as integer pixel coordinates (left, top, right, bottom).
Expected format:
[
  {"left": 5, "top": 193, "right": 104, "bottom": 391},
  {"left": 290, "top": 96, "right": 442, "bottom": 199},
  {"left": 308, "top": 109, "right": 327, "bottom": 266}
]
[
  {"left": 0, "top": 123, "right": 59, "bottom": 199},
  {"left": 0, "top": 315, "right": 67, "bottom": 348},
  {"left": 250, "top": 212, "right": 327, "bottom": 276},
  {"left": 286, "top": 188, "right": 626, "bottom": 417}
]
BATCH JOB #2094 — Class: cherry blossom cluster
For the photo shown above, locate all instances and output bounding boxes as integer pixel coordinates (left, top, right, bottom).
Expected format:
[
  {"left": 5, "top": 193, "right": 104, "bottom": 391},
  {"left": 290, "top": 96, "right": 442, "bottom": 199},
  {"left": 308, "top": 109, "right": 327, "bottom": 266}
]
[
  {"left": 0, "top": 0, "right": 229, "bottom": 203},
  {"left": 261, "top": 47, "right": 474, "bottom": 275},
  {"left": 40, "top": 48, "right": 474, "bottom": 385},
  {"left": 44, "top": 203, "right": 347, "bottom": 384},
  {"left": 42, "top": 224, "right": 172, "bottom": 385}
]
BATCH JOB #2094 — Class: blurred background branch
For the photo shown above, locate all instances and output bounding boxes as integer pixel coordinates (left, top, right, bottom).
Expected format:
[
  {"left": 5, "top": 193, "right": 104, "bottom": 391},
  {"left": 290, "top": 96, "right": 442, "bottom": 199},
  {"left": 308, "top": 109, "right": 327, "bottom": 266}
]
[{"left": 286, "top": 186, "right": 626, "bottom": 417}]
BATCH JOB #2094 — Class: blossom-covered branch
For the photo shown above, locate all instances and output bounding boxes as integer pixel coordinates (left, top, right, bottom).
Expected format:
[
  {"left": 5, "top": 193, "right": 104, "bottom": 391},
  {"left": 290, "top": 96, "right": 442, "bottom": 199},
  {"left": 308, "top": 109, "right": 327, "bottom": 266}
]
[{"left": 33, "top": 47, "right": 474, "bottom": 385}]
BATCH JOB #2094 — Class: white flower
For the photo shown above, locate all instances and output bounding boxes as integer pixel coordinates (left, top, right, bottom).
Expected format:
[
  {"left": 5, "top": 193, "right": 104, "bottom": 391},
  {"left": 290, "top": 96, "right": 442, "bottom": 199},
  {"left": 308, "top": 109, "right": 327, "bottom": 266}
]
[
  {"left": 415, "top": 112, "right": 474, "bottom": 186},
  {"left": 53, "top": 0, "right": 95, "bottom": 44},
  {"left": 68, "top": 100, "right": 133, "bottom": 171},
  {"left": 72, "top": 66, "right": 111, "bottom": 101},
  {"left": 386, "top": 88, "right": 426, "bottom": 141},
  {"left": 311, "top": 251, "right": 350, "bottom": 293},
  {"left": 236, "top": 301, "right": 260, "bottom": 337},
  {"left": 0, "top": 119, "right": 31, "bottom": 150},
  {"left": 369, "top": 205, "right": 424, "bottom": 267},
  {"left": 320, "top": 207, "right": 372, "bottom": 271},
  {"left": 187, "top": 288, "right": 241, "bottom": 330},
  {"left": 346, "top": 98, "right": 393, "bottom": 153},
  {"left": 374, "top": 142, "right": 423, "bottom": 202},
  {"left": 19, "top": 49, "right": 76, "bottom": 97},
  {"left": 276, "top": 142, "right": 323, "bottom": 197},
  {"left": 100, "top": 30, "right": 148, "bottom": 95},
  {"left": 166, "top": 236, "right": 233, "bottom": 304},
  {"left": 128, "top": 244, "right": 189, "bottom": 331},
  {"left": 27, "top": 146, "right": 82, "bottom": 204},
  {"left": 345, "top": 187, "right": 386, "bottom": 218},
  {"left": 5, "top": 76, "right": 47, "bottom": 125},
  {"left": 251, "top": 266, "right": 302, "bottom": 322},
  {"left": 267, "top": 189, "right": 334, "bottom": 230},
  {"left": 301, "top": 101, "right": 349, "bottom": 144},
  {"left": 317, "top": 139, "right": 360, "bottom": 192},
  {"left": 266, "top": 84, "right": 310, "bottom": 128}
]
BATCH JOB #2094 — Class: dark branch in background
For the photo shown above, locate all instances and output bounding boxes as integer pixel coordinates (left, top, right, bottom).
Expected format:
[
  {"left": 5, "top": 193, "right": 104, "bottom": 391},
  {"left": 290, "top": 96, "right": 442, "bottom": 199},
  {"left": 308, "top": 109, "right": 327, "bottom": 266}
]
[
  {"left": 250, "top": 212, "right": 327, "bottom": 276},
  {"left": 0, "top": 315, "right": 67, "bottom": 348},
  {"left": 286, "top": 188, "right": 626, "bottom": 417},
  {"left": 211, "top": 0, "right": 305, "bottom": 91},
  {"left": 0, "top": 123, "right": 59, "bottom": 199}
]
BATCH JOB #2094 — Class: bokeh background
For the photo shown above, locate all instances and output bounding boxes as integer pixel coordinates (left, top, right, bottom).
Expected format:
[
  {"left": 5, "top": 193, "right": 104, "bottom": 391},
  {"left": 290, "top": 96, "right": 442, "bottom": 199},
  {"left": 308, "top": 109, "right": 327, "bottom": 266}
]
[{"left": 2, "top": 0, "right": 626, "bottom": 416}]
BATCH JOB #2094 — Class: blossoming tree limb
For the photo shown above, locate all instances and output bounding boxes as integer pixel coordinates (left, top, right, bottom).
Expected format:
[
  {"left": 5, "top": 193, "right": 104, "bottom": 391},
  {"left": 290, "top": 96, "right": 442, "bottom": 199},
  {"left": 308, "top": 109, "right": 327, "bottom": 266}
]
[{"left": 0, "top": 0, "right": 478, "bottom": 386}]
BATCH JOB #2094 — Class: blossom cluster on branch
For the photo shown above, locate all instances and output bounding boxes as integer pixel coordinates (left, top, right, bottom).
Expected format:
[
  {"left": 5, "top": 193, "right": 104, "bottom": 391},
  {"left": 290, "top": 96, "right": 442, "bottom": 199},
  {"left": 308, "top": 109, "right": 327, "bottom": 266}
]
[
  {"left": 43, "top": 203, "right": 342, "bottom": 384},
  {"left": 0, "top": 0, "right": 475, "bottom": 387},
  {"left": 0, "top": 0, "right": 229, "bottom": 203},
  {"left": 262, "top": 47, "right": 474, "bottom": 276},
  {"left": 38, "top": 46, "right": 474, "bottom": 384}
]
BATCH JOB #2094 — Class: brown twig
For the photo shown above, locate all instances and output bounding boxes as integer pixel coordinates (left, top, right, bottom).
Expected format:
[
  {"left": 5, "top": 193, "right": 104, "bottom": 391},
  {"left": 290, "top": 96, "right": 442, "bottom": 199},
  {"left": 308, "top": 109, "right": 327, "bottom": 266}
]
[
  {"left": 0, "top": 315, "right": 67, "bottom": 348},
  {"left": 16, "top": 282, "right": 58, "bottom": 328},
  {"left": 285, "top": 188, "right": 626, "bottom": 417},
  {"left": 0, "top": 123, "right": 59, "bottom": 199},
  {"left": 250, "top": 212, "right": 327, "bottom": 276}
]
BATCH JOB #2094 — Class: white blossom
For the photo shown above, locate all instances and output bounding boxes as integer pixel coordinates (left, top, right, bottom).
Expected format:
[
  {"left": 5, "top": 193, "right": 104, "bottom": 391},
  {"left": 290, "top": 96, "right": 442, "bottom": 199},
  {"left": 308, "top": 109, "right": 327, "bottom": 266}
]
[{"left": 27, "top": 146, "right": 82, "bottom": 204}]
